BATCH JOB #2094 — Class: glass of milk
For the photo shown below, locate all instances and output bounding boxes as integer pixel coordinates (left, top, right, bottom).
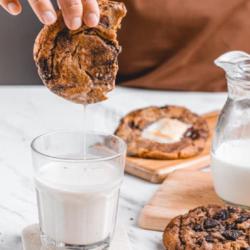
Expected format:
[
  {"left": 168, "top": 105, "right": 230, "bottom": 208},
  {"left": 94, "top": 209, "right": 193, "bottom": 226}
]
[
  {"left": 212, "top": 51, "right": 250, "bottom": 208},
  {"left": 31, "top": 131, "right": 126, "bottom": 250}
]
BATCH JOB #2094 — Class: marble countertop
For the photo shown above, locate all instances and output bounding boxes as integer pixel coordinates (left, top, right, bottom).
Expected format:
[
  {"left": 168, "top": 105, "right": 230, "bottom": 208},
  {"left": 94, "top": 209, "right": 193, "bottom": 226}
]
[{"left": 0, "top": 86, "right": 227, "bottom": 250}]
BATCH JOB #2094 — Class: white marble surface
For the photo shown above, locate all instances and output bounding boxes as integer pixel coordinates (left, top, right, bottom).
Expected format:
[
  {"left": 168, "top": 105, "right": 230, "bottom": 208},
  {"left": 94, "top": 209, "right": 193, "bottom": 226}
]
[
  {"left": 22, "top": 224, "right": 132, "bottom": 250},
  {"left": 0, "top": 86, "right": 227, "bottom": 250}
]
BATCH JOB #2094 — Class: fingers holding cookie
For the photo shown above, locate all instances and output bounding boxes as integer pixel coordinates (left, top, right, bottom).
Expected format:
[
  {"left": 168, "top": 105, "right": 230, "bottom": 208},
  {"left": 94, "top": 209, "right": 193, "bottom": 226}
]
[
  {"left": 83, "top": 0, "right": 100, "bottom": 27},
  {"left": 58, "top": 0, "right": 83, "bottom": 30},
  {"left": 0, "top": 0, "right": 22, "bottom": 15},
  {"left": 28, "top": 0, "right": 57, "bottom": 25},
  {"left": 1, "top": 0, "right": 100, "bottom": 30},
  {"left": 55, "top": 0, "right": 100, "bottom": 30}
]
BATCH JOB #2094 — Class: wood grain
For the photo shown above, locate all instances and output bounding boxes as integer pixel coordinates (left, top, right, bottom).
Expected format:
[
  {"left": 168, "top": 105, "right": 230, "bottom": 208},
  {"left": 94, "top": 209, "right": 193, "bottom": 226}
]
[
  {"left": 138, "top": 170, "right": 224, "bottom": 232},
  {"left": 125, "top": 111, "right": 219, "bottom": 183}
]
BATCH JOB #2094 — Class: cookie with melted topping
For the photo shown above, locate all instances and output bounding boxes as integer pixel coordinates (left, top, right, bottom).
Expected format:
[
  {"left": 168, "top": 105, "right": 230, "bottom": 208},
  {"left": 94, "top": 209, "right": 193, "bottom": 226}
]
[
  {"left": 163, "top": 205, "right": 250, "bottom": 250},
  {"left": 34, "top": 0, "right": 126, "bottom": 104},
  {"left": 115, "top": 106, "right": 209, "bottom": 160}
]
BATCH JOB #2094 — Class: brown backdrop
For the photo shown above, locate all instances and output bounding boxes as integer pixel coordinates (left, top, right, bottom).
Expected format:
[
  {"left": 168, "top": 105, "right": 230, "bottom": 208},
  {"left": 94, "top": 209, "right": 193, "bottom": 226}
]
[{"left": 117, "top": 0, "right": 250, "bottom": 91}]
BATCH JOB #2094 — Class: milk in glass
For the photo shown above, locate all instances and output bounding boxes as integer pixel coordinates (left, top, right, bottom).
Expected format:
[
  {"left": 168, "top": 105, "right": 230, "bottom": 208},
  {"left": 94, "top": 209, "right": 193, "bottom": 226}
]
[{"left": 35, "top": 162, "right": 122, "bottom": 245}]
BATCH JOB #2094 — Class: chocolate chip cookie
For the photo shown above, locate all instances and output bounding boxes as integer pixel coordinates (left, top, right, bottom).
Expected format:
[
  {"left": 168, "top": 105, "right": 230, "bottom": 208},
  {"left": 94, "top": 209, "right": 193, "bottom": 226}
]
[
  {"left": 34, "top": 0, "right": 126, "bottom": 104},
  {"left": 163, "top": 205, "right": 250, "bottom": 250},
  {"left": 115, "top": 106, "right": 209, "bottom": 160}
]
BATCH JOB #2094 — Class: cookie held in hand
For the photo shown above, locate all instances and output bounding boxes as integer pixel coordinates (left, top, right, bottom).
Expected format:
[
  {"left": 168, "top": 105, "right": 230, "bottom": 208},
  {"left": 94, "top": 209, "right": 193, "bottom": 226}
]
[
  {"left": 115, "top": 106, "right": 209, "bottom": 160},
  {"left": 34, "top": 0, "right": 126, "bottom": 104},
  {"left": 163, "top": 205, "right": 250, "bottom": 250}
]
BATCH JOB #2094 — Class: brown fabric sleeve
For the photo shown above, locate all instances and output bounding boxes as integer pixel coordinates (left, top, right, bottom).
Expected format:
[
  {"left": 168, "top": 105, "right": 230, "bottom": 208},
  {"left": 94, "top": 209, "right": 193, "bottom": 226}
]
[{"left": 117, "top": 0, "right": 250, "bottom": 91}]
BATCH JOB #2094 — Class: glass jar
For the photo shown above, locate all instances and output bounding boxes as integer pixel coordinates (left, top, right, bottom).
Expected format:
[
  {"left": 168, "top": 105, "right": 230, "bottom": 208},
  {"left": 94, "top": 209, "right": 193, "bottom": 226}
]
[{"left": 211, "top": 51, "right": 250, "bottom": 208}]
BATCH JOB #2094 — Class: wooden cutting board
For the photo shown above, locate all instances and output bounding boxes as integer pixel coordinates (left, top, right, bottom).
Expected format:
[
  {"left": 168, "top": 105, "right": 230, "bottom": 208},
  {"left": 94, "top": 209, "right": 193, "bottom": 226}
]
[
  {"left": 138, "top": 170, "right": 224, "bottom": 232},
  {"left": 125, "top": 111, "right": 219, "bottom": 183}
]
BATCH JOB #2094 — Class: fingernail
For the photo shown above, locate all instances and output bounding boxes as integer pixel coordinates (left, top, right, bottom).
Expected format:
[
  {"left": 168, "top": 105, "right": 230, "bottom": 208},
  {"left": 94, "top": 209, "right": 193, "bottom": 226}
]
[
  {"left": 7, "top": 2, "right": 19, "bottom": 14},
  {"left": 70, "top": 17, "right": 82, "bottom": 30},
  {"left": 41, "top": 11, "right": 56, "bottom": 25},
  {"left": 85, "top": 13, "right": 99, "bottom": 27}
]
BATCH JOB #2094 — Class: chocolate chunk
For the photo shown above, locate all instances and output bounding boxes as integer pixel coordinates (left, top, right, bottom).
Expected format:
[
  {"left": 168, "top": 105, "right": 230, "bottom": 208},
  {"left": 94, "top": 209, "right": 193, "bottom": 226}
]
[
  {"left": 160, "top": 105, "right": 170, "bottom": 111},
  {"left": 205, "top": 235, "right": 214, "bottom": 243},
  {"left": 184, "top": 127, "right": 200, "bottom": 139},
  {"left": 196, "top": 238, "right": 203, "bottom": 246},
  {"left": 213, "top": 209, "right": 229, "bottom": 220},
  {"left": 100, "top": 15, "right": 110, "bottom": 28},
  {"left": 222, "top": 230, "right": 242, "bottom": 241},
  {"left": 236, "top": 215, "right": 249, "bottom": 224},
  {"left": 226, "top": 223, "right": 237, "bottom": 230},
  {"left": 128, "top": 121, "right": 140, "bottom": 130},
  {"left": 56, "top": 28, "right": 71, "bottom": 43},
  {"left": 193, "top": 224, "right": 203, "bottom": 232},
  {"left": 38, "top": 57, "right": 51, "bottom": 80},
  {"left": 204, "top": 219, "right": 219, "bottom": 229},
  {"left": 228, "top": 207, "right": 237, "bottom": 213}
]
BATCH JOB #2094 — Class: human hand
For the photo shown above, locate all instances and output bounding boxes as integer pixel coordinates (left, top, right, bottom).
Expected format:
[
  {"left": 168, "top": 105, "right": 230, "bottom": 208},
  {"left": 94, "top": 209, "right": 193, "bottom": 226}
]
[{"left": 0, "top": 0, "right": 100, "bottom": 30}]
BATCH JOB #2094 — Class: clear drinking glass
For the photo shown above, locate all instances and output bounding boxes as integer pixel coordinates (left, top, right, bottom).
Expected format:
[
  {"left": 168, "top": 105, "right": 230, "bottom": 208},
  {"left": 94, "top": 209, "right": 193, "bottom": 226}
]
[
  {"left": 211, "top": 51, "right": 250, "bottom": 208},
  {"left": 31, "top": 131, "right": 126, "bottom": 250}
]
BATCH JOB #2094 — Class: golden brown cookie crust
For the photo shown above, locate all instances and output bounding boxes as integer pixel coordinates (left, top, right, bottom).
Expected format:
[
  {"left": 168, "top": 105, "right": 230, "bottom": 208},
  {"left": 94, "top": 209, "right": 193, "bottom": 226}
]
[
  {"left": 163, "top": 205, "right": 250, "bottom": 250},
  {"left": 34, "top": 0, "right": 126, "bottom": 104},
  {"left": 115, "top": 106, "right": 209, "bottom": 160}
]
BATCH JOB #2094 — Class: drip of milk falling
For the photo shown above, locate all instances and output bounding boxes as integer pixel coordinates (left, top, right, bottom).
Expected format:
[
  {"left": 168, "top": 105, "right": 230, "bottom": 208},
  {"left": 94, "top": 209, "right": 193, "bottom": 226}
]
[{"left": 83, "top": 104, "right": 87, "bottom": 159}]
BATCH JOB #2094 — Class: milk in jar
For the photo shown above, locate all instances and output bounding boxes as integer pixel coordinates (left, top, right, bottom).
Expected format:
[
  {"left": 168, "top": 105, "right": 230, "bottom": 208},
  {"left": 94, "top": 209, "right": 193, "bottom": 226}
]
[{"left": 211, "top": 140, "right": 250, "bottom": 207}]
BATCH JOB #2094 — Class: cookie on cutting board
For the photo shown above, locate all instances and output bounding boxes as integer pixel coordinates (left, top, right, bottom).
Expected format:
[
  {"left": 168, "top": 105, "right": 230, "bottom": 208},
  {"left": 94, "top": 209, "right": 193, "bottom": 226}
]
[{"left": 115, "top": 106, "right": 209, "bottom": 160}]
